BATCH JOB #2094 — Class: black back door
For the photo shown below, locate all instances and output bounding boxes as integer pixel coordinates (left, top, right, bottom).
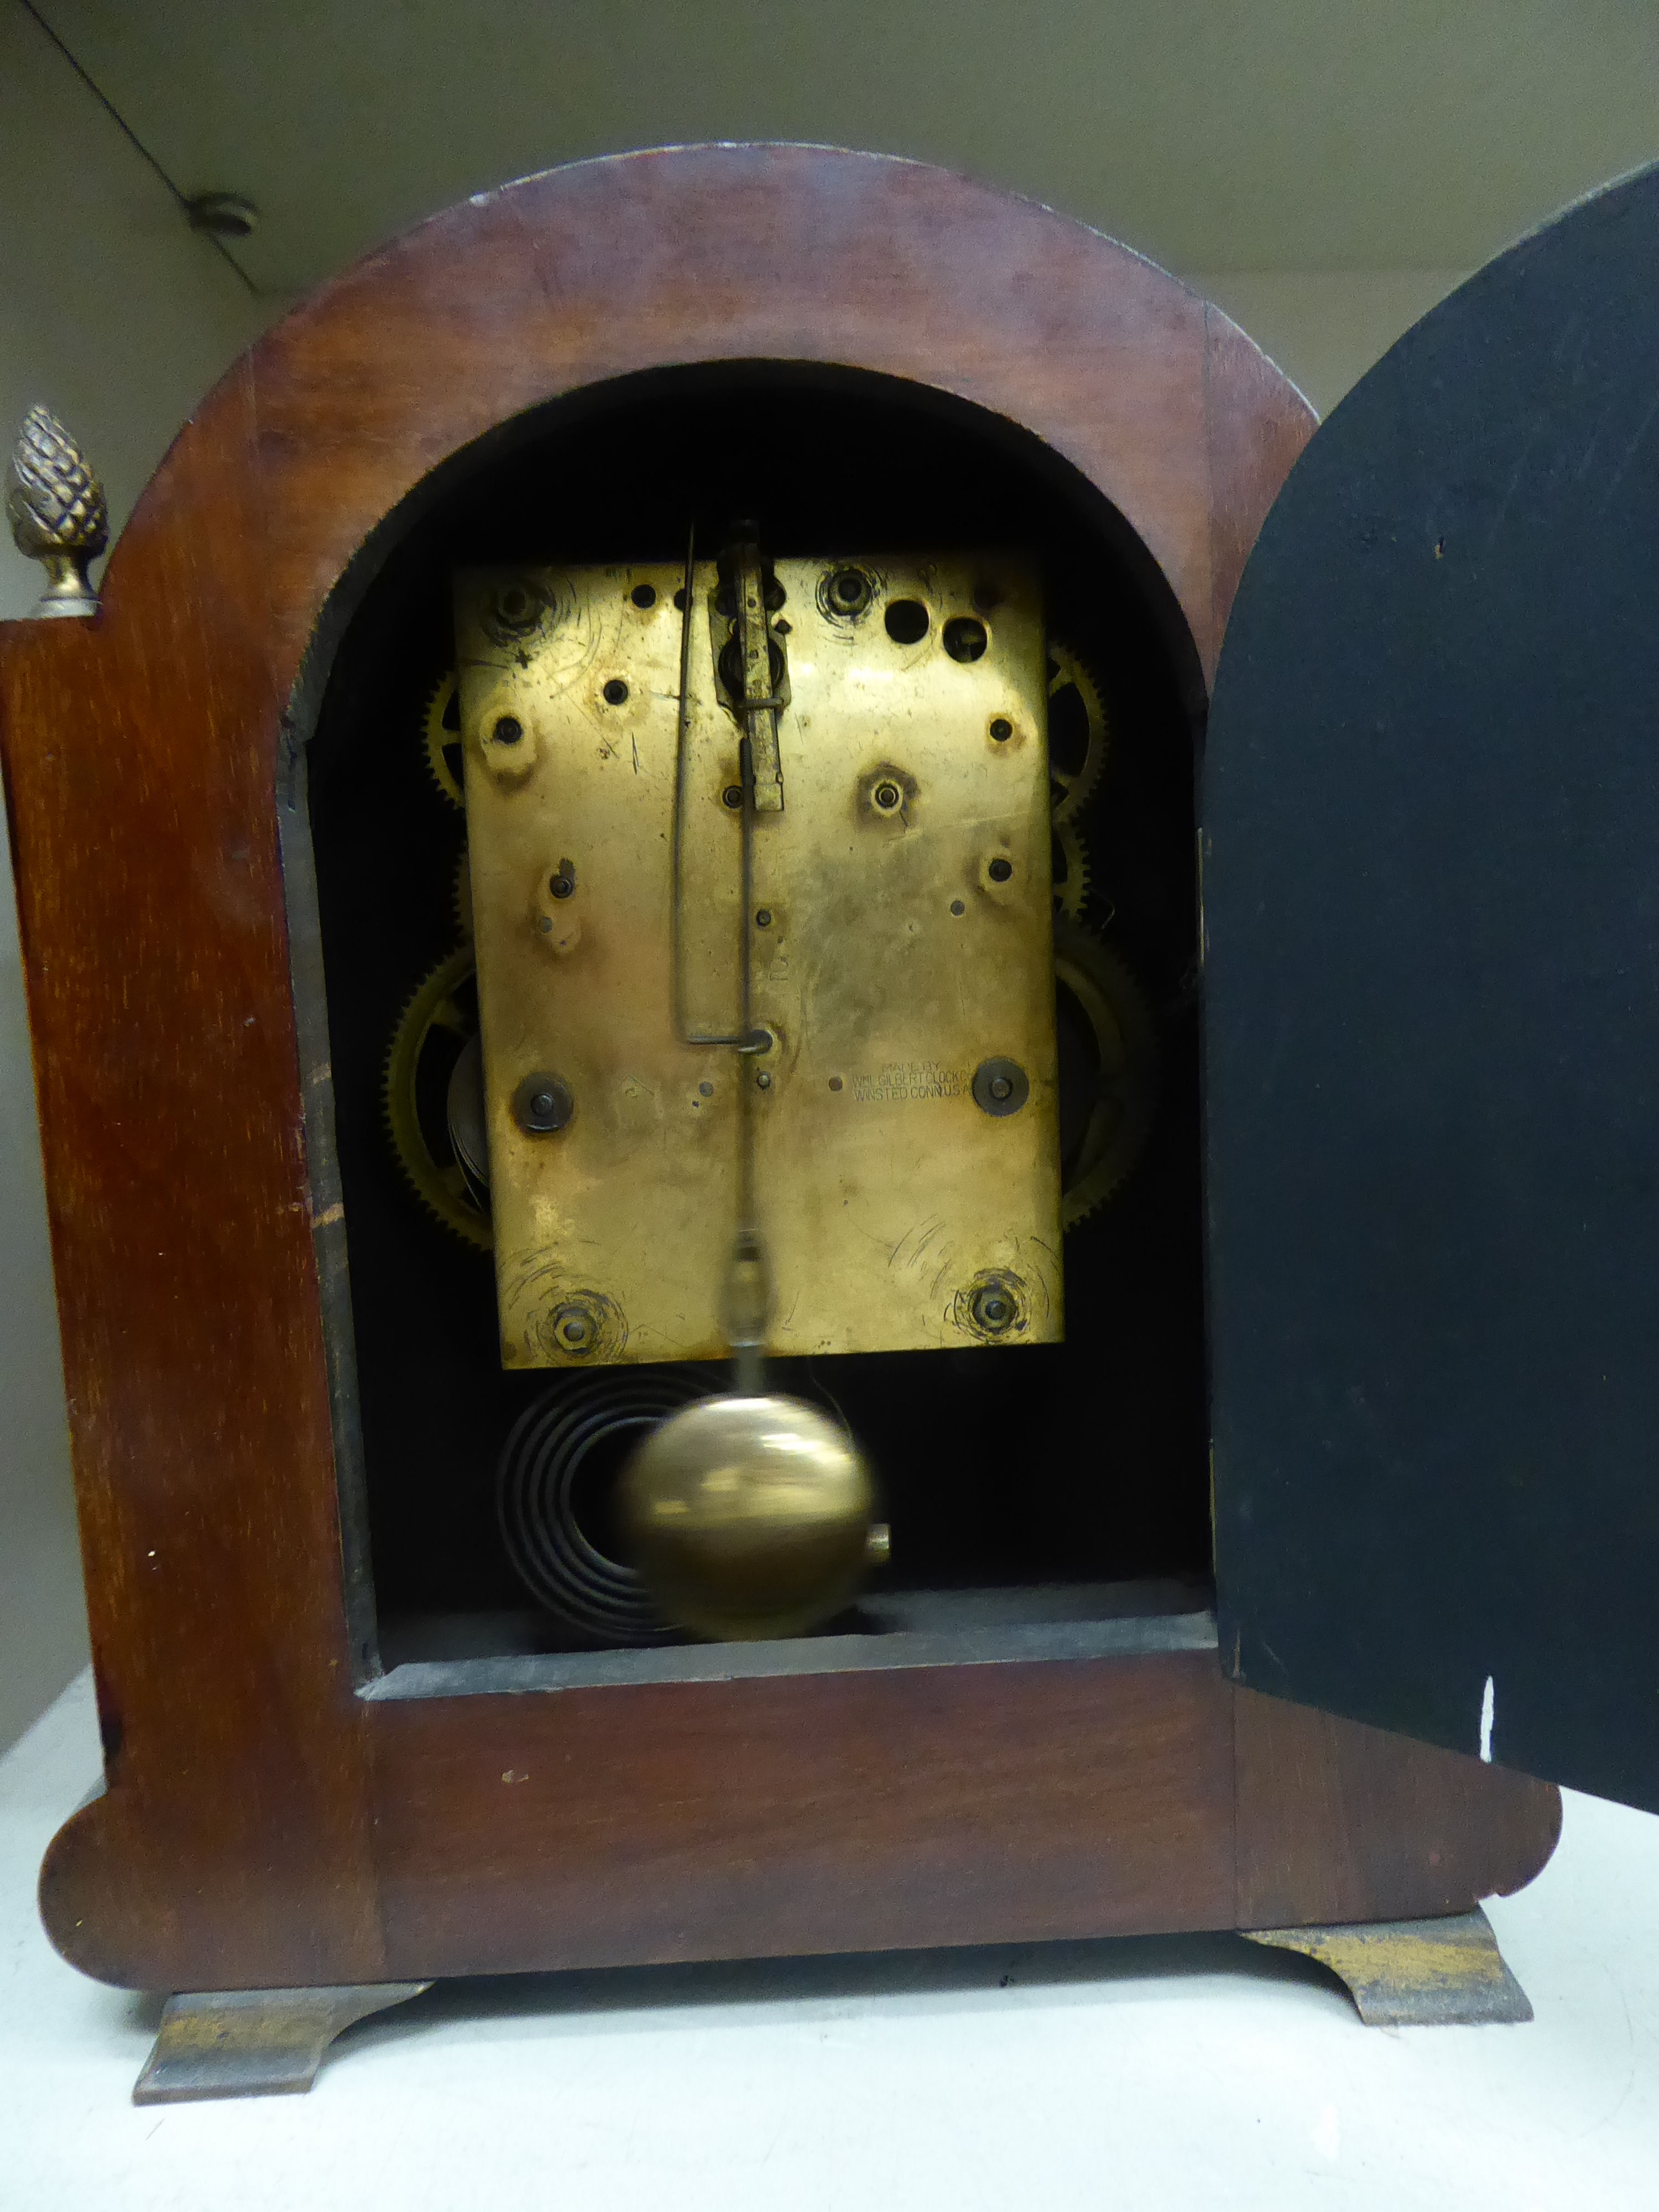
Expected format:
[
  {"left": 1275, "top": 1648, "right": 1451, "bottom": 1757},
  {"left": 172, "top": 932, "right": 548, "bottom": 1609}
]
[{"left": 1206, "top": 160, "right": 1659, "bottom": 1813}]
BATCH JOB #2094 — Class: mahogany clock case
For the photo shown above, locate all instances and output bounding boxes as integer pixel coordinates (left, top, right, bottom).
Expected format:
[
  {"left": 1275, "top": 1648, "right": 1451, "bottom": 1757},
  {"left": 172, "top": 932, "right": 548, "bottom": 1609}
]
[{"left": 0, "top": 147, "right": 1563, "bottom": 1998}]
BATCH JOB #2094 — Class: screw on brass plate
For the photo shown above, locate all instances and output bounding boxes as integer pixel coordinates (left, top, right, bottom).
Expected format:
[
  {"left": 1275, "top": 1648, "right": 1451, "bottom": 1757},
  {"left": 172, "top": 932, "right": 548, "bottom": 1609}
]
[
  {"left": 826, "top": 566, "right": 873, "bottom": 617},
  {"left": 723, "top": 784, "right": 743, "bottom": 810},
  {"left": 972, "top": 1058, "right": 1029, "bottom": 1117},
  {"left": 513, "top": 1072, "right": 574, "bottom": 1135},
  {"left": 755, "top": 908, "right": 773, "bottom": 927},
  {"left": 950, "top": 899, "right": 967, "bottom": 916},
  {"left": 552, "top": 1306, "right": 595, "bottom": 1353},
  {"left": 603, "top": 678, "right": 629, "bottom": 705},
  {"left": 491, "top": 582, "right": 542, "bottom": 634},
  {"left": 493, "top": 715, "right": 523, "bottom": 746},
  {"left": 873, "top": 781, "right": 902, "bottom": 813},
  {"left": 988, "top": 857, "right": 1013, "bottom": 882},
  {"left": 756, "top": 1071, "right": 773, "bottom": 1090},
  {"left": 549, "top": 862, "right": 576, "bottom": 900},
  {"left": 971, "top": 1285, "right": 1016, "bottom": 1333},
  {"left": 989, "top": 718, "right": 1013, "bottom": 742}
]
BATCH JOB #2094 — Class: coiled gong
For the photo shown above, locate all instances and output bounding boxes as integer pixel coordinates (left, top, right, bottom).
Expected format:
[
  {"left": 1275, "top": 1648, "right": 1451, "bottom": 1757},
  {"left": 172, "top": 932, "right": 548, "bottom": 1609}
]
[{"left": 495, "top": 1365, "right": 720, "bottom": 1645}]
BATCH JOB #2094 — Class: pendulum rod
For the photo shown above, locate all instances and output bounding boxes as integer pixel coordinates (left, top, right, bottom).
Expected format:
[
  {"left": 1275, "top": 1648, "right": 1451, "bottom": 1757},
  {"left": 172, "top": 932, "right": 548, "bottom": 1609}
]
[{"left": 670, "top": 525, "right": 782, "bottom": 1395}]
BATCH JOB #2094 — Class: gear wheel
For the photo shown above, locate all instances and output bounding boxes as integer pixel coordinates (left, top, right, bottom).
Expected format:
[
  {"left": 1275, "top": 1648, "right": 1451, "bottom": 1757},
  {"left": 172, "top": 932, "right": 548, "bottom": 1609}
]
[
  {"left": 1047, "top": 639, "right": 1108, "bottom": 825},
  {"left": 1052, "top": 820, "right": 1090, "bottom": 924},
  {"left": 423, "top": 669, "right": 465, "bottom": 808},
  {"left": 1055, "top": 921, "right": 1158, "bottom": 1228},
  {"left": 383, "top": 945, "right": 494, "bottom": 1250}
]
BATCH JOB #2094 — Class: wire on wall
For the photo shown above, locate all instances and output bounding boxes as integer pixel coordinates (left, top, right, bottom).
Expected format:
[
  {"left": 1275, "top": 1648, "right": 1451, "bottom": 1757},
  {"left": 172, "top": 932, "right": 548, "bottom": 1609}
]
[{"left": 17, "top": 0, "right": 260, "bottom": 296}]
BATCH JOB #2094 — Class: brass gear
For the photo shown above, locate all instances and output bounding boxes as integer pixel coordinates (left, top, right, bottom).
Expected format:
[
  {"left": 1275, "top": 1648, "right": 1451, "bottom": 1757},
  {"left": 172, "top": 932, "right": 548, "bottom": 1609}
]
[
  {"left": 1055, "top": 921, "right": 1158, "bottom": 1228},
  {"left": 383, "top": 945, "right": 493, "bottom": 1250},
  {"left": 423, "top": 670, "right": 465, "bottom": 808},
  {"left": 1052, "top": 820, "right": 1090, "bottom": 924},
  {"left": 1047, "top": 639, "right": 1108, "bottom": 825}
]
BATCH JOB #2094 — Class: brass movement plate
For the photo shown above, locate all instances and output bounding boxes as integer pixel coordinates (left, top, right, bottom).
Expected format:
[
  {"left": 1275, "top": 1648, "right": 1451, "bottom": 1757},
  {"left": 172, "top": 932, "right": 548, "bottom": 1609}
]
[{"left": 455, "top": 554, "right": 1060, "bottom": 1368}]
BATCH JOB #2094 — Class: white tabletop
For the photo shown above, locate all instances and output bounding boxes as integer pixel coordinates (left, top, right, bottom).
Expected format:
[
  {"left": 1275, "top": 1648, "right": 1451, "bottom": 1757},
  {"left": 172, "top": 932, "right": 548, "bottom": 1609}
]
[{"left": 5, "top": 1668, "right": 1658, "bottom": 2210}]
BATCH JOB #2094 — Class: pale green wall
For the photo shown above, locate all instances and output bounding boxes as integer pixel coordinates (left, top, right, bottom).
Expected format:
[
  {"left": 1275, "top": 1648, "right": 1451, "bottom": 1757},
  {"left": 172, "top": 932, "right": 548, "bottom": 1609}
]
[{"left": 1192, "top": 270, "right": 1468, "bottom": 419}]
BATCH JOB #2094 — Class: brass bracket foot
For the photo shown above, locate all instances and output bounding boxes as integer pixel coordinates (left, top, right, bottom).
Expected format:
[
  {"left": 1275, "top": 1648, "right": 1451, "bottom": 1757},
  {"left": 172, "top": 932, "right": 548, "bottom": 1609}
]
[
  {"left": 132, "top": 1981, "right": 433, "bottom": 2104},
  {"left": 1244, "top": 1903, "right": 1531, "bottom": 2026}
]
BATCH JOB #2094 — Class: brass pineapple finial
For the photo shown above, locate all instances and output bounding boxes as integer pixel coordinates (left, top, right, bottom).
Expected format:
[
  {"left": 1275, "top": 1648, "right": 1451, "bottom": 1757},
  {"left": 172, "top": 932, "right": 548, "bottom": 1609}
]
[{"left": 6, "top": 406, "right": 107, "bottom": 618}]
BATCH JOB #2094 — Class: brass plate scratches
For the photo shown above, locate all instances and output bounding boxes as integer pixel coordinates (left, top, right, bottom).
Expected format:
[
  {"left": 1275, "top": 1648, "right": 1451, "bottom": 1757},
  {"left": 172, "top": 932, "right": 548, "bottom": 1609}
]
[{"left": 455, "top": 554, "right": 1061, "bottom": 1367}]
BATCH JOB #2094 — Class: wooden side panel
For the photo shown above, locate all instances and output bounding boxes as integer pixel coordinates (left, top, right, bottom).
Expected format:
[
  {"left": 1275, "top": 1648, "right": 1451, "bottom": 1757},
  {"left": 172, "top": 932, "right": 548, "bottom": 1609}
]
[
  {"left": 7, "top": 370, "right": 383, "bottom": 1991},
  {"left": 1233, "top": 1686, "right": 1562, "bottom": 1929}
]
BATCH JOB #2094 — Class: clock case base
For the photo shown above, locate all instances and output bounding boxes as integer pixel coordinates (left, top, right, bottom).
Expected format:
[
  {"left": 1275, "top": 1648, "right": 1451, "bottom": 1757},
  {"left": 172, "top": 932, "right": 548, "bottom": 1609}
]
[{"left": 112, "top": 1647, "right": 1553, "bottom": 2101}]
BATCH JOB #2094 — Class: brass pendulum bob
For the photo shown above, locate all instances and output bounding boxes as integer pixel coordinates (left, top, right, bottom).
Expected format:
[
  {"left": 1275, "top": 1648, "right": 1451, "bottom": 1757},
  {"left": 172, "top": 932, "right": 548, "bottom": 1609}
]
[
  {"left": 619, "top": 1225, "right": 883, "bottom": 1643},
  {"left": 619, "top": 1392, "right": 879, "bottom": 1641}
]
